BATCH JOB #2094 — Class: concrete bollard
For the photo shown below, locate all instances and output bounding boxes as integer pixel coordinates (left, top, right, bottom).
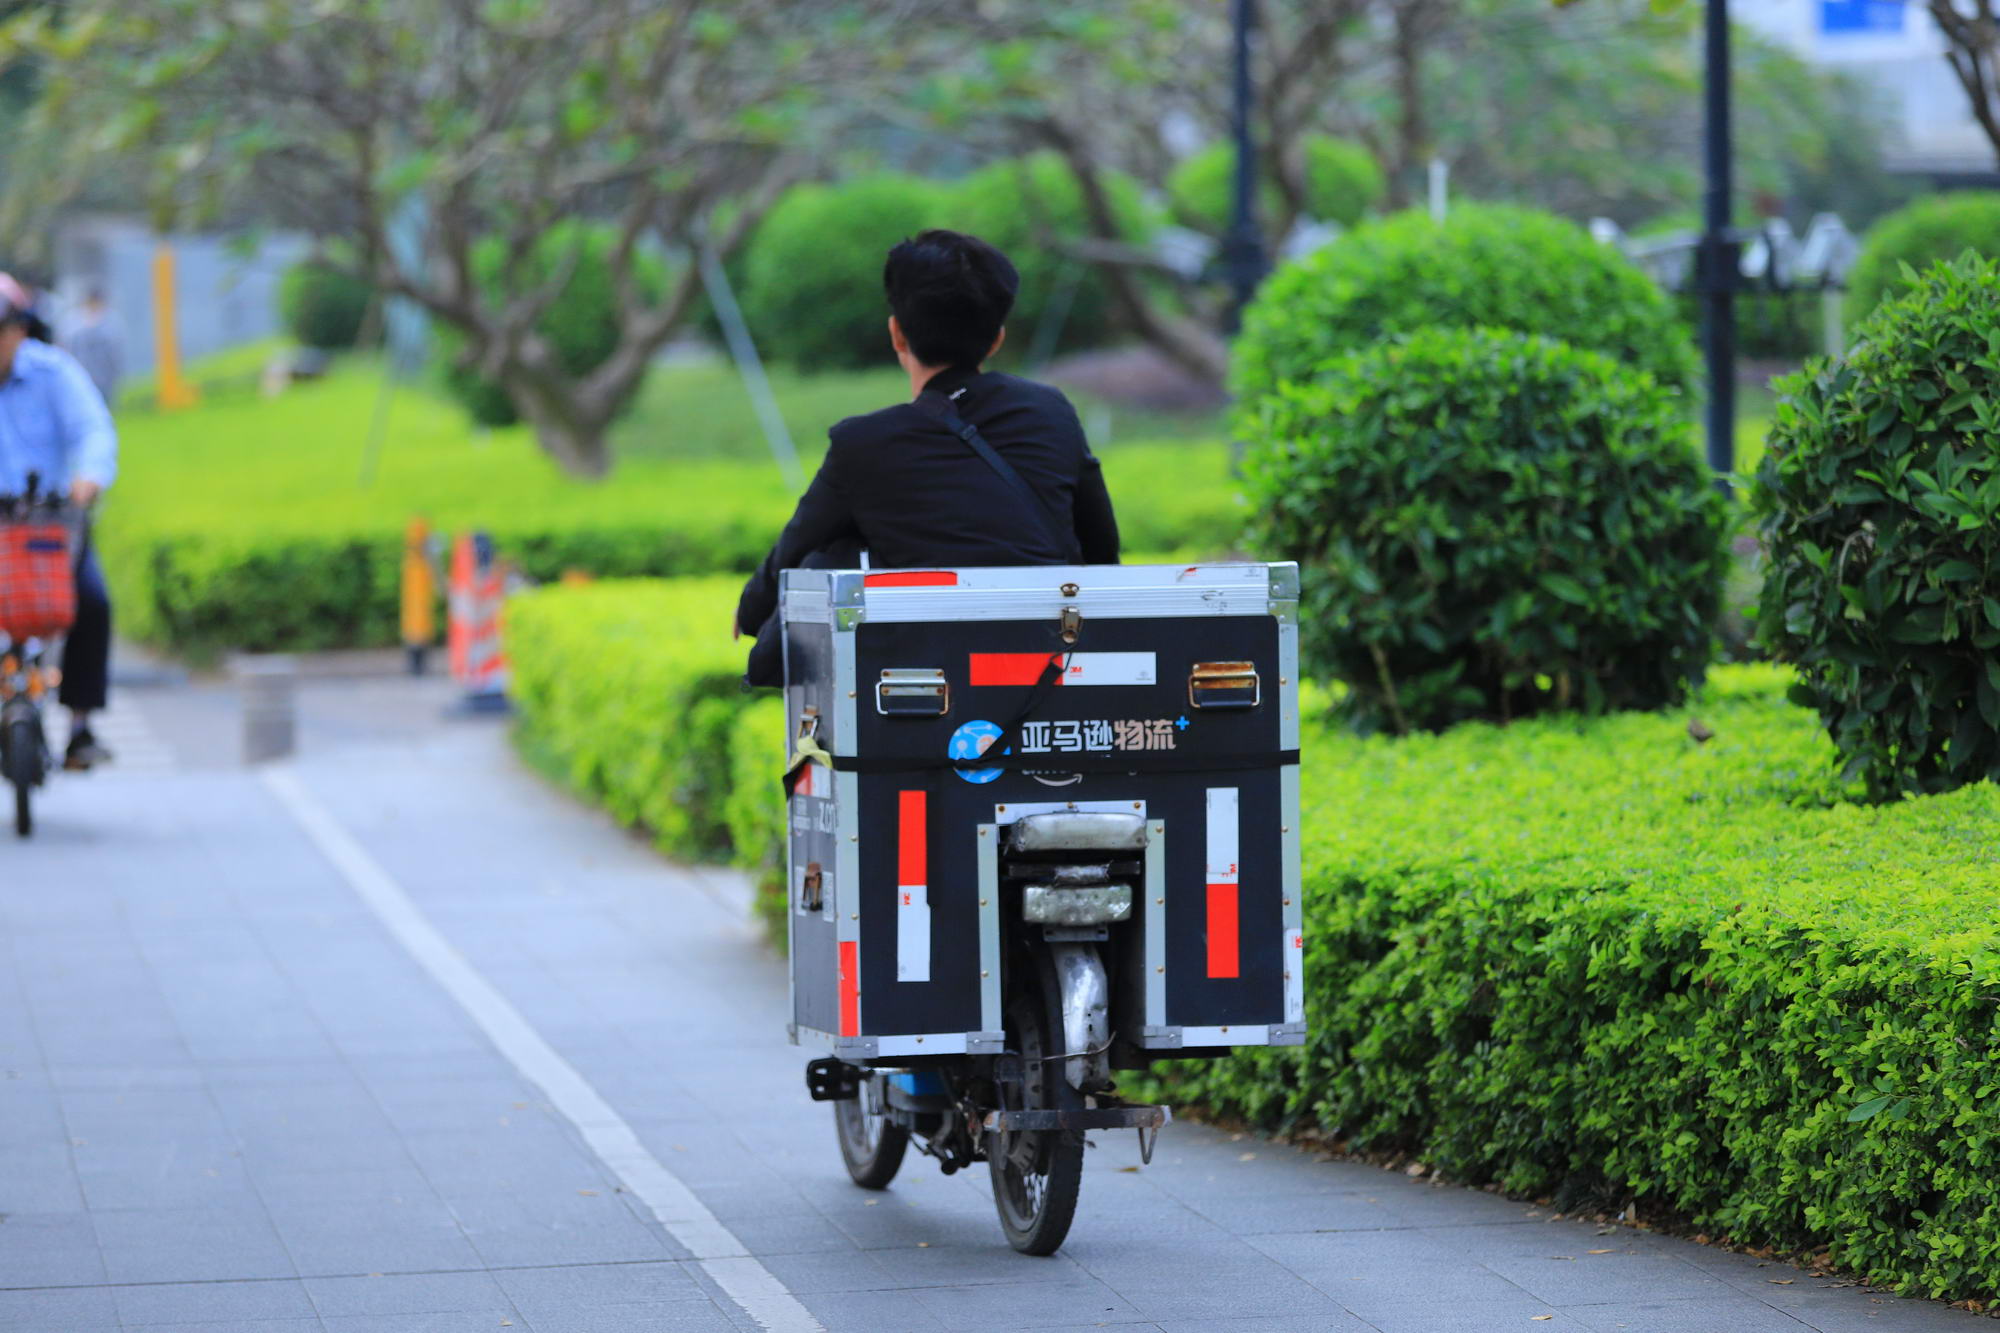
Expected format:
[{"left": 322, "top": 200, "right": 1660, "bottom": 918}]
[{"left": 234, "top": 654, "right": 298, "bottom": 764}]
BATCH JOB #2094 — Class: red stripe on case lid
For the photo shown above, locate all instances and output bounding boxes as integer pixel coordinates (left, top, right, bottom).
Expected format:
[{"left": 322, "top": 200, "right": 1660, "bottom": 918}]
[{"left": 865, "top": 571, "right": 958, "bottom": 587}]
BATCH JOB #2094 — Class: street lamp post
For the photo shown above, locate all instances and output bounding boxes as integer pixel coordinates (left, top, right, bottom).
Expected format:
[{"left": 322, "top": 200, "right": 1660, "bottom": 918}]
[
  {"left": 1221, "top": 0, "right": 1266, "bottom": 331},
  {"left": 1699, "top": 0, "right": 1737, "bottom": 479}
]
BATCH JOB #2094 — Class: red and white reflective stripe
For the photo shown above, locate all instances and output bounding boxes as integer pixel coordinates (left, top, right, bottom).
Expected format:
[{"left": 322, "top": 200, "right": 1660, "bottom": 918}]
[
  {"left": 968, "top": 651, "right": 1158, "bottom": 687},
  {"left": 896, "top": 789, "right": 930, "bottom": 983},
  {"left": 838, "top": 941, "right": 860, "bottom": 1037},
  {"left": 865, "top": 570, "right": 958, "bottom": 588},
  {"left": 1205, "top": 787, "right": 1240, "bottom": 979},
  {"left": 793, "top": 760, "right": 819, "bottom": 798}
]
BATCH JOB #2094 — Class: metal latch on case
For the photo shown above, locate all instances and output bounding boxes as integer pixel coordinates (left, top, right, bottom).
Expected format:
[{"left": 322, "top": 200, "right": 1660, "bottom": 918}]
[
  {"left": 875, "top": 668, "right": 950, "bottom": 716},
  {"left": 1188, "top": 661, "right": 1260, "bottom": 709}
]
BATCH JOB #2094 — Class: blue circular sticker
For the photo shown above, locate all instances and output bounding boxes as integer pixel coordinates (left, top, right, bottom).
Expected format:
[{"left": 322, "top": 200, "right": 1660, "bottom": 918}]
[{"left": 948, "top": 719, "right": 1007, "bottom": 784}]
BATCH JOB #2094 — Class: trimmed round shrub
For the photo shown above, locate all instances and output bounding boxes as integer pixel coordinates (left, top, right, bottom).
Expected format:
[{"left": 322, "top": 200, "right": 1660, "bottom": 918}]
[
  {"left": 738, "top": 174, "right": 948, "bottom": 373},
  {"left": 1168, "top": 135, "right": 1383, "bottom": 235},
  {"left": 441, "top": 221, "right": 667, "bottom": 428},
  {"left": 1234, "top": 204, "right": 1698, "bottom": 406},
  {"left": 1845, "top": 192, "right": 2000, "bottom": 324},
  {"left": 1755, "top": 255, "right": 2000, "bottom": 798},
  {"left": 950, "top": 152, "right": 1158, "bottom": 357},
  {"left": 279, "top": 260, "right": 373, "bottom": 350},
  {"left": 1243, "top": 326, "right": 1731, "bottom": 733}
]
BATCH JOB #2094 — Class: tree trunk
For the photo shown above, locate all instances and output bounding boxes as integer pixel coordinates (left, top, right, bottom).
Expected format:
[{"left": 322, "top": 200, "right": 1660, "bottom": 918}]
[
  {"left": 505, "top": 365, "right": 615, "bottom": 480},
  {"left": 1031, "top": 119, "right": 1230, "bottom": 388}
]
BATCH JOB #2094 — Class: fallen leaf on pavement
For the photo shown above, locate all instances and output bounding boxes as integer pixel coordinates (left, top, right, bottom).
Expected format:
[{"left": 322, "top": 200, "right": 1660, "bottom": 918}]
[
  {"left": 1587, "top": 1249, "right": 1614, "bottom": 1254},
  {"left": 1769, "top": 1279, "right": 1795, "bottom": 1285}
]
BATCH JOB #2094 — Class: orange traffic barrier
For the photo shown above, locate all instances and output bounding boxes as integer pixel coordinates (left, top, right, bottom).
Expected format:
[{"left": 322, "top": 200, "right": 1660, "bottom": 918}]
[{"left": 447, "top": 531, "right": 509, "bottom": 712}]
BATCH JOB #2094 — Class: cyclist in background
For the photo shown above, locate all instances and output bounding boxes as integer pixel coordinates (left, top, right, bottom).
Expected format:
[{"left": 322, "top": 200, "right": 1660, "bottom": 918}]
[{"left": 0, "top": 273, "right": 117, "bottom": 770}]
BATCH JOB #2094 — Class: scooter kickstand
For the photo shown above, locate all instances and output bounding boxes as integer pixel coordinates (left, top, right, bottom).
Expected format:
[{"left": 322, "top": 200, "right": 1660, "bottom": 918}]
[{"left": 1137, "top": 1123, "right": 1159, "bottom": 1166}]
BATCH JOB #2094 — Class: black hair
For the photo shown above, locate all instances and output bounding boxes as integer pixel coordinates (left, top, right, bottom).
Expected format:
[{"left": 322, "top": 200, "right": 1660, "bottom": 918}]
[{"left": 882, "top": 229, "right": 1018, "bottom": 369}]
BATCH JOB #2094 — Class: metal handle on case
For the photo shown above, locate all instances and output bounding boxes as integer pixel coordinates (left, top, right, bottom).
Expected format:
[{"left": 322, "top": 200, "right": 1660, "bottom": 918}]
[
  {"left": 1188, "top": 661, "right": 1261, "bottom": 710},
  {"left": 875, "top": 668, "right": 950, "bottom": 717}
]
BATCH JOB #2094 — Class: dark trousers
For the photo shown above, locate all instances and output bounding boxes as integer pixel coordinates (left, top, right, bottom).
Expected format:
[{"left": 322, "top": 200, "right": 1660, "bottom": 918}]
[{"left": 59, "top": 547, "right": 109, "bottom": 714}]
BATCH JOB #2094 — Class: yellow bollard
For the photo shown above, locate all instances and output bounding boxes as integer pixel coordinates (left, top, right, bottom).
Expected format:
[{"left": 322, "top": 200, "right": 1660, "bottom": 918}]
[
  {"left": 401, "top": 516, "right": 436, "bottom": 675},
  {"left": 151, "top": 244, "right": 198, "bottom": 411}
]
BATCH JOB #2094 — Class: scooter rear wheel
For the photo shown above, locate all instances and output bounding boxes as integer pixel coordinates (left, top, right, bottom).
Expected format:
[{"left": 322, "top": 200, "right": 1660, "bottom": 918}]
[
  {"left": 834, "top": 1071, "right": 909, "bottom": 1190},
  {"left": 989, "top": 990, "right": 1084, "bottom": 1255},
  {"left": 4, "top": 713, "right": 39, "bottom": 838}
]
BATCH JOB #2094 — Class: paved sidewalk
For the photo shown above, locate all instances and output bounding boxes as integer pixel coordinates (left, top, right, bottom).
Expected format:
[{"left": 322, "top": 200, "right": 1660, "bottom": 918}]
[{"left": 0, "top": 677, "right": 1984, "bottom": 1332}]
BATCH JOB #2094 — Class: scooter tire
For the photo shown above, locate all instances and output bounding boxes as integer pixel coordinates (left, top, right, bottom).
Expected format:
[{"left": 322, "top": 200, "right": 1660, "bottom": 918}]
[
  {"left": 989, "top": 984, "right": 1084, "bottom": 1256},
  {"left": 834, "top": 1074, "right": 910, "bottom": 1190}
]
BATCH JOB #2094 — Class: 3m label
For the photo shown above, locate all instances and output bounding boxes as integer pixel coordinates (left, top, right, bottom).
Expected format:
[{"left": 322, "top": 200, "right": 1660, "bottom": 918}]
[
  {"left": 969, "top": 652, "right": 1158, "bottom": 687},
  {"left": 896, "top": 790, "right": 930, "bottom": 982},
  {"left": 1206, "top": 787, "right": 1240, "bottom": 979}
]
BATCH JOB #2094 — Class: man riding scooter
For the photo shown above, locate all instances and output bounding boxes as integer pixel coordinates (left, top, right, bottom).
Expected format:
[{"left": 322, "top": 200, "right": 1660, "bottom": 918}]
[
  {"left": 733, "top": 229, "right": 1120, "bottom": 683},
  {"left": 0, "top": 272, "right": 118, "bottom": 769}
]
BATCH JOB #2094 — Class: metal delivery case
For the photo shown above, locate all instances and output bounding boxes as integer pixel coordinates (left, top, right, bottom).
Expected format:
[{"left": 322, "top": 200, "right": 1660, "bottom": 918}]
[{"left": 782, "top": 562, "right": 1303, "bottom": 1062}]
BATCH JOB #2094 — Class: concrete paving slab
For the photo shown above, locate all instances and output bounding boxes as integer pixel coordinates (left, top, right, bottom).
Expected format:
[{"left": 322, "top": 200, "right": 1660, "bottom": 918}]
[{"left": 112, "top": 1276, "right": 320, "bottom": 1324}]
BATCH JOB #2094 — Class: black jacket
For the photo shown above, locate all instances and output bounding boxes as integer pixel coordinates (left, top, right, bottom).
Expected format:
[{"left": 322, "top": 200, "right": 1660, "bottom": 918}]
[{"left": 736, "top": 365, "right": 1120, "bottom": 685}]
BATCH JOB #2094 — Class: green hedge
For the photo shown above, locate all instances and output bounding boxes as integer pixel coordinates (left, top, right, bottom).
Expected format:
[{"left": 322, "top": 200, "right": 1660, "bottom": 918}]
[
  {"left": 1152, "top": 664, "right": 2000, "bottom": 1300},
  {"left": 102, "top": 356, "right": 1239, "bottom": 656},
  {"left": 506, "top": 584, "right": 2000, "bottom": 1300},
  {"left": 507, "top": 578, "right": 753, "bottom": 861}
]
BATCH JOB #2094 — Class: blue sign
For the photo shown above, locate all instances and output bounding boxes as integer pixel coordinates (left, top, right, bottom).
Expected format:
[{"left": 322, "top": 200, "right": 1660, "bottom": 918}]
[
  {"left": 947, "top": 719, "right": 1006, "bottom": 784},
  {"left": 1821, "top": 0, "right": 1904, "bottom": 35}
]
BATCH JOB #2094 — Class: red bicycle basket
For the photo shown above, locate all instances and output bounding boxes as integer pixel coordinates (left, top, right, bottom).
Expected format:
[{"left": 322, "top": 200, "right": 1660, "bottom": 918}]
[{"left": 0, "top": 522, "right": 75, "bottom": 638}]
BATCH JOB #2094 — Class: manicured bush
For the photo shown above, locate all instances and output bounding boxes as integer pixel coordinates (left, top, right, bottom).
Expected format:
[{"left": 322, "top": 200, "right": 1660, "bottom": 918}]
[
  {"left": 951, "top": 152, "right": 1158, "bottom": 357},
  {"left": 1167, "top": 135, "right": 1383, "bottom": 235},
  {"left": 1754, "top": 255, "right": 2000, "bottom": 798},
  {"left": 1234, "top": 204, "right": 1698, "bottom": 406},
  {"left": 440, "top": 220, "right": 669, "bottom": 427},
  {"left": 279, "top": 260, "right": 373, "bottom": 350},
  {"left": 726, "top": 694, "right": 790, "bottom": 946},
  {"left": 1242, "top": 326, "right": 1731, "bottom": 732},
  {"left": 739, "top": 175, "right": 949, "bottom": 373},
  {"left": 1147, "top": 664, "right": 2000, "bottom": 1302},
  {"left": 1845, "top": 191, "right": 2000, "bottom": 323},
  {"left": 506, "top": 578, "right": 752, "bottom": 860}
]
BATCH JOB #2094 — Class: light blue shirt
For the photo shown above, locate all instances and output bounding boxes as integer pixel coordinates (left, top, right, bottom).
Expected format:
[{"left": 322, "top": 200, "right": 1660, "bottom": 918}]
[{"left": 0, "top": 338, "right": 118, "bottom": 494}]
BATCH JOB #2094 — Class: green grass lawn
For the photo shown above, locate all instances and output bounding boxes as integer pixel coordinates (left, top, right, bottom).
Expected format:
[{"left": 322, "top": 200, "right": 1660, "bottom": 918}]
[{"left": 98, "top": 350, "right": 1242, "bottom": 653}]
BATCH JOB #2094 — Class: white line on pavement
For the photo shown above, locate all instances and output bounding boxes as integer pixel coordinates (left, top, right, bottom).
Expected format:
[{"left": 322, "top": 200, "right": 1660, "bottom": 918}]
[{"left": 261, "top": 766, "right": 824, "bottom": 1333}]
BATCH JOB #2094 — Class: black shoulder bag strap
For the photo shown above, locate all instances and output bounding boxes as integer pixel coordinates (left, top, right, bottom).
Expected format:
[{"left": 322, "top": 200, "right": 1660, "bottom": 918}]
[{"left": 914, "top": 388, "right": 1079, "bottom": 561}]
